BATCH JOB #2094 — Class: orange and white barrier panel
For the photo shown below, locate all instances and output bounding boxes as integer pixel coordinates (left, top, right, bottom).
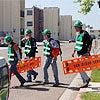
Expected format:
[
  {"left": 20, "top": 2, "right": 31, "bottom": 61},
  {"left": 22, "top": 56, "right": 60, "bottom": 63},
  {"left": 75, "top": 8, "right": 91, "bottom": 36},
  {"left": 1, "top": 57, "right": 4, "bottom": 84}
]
[
  {"left": 12, "top": 57, "right": 41, "bottom": 75},
  {"left": 62, "top": 55, "right": 100, "bottom": 74}
]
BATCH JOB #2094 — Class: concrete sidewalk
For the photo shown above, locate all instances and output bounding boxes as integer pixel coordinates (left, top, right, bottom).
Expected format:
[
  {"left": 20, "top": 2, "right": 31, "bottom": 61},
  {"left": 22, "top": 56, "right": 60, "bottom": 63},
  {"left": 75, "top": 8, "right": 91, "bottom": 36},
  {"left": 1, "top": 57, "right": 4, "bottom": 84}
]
[
  {"left": 75, "top": 82, "right": 100, "bottom": 100},
  {"left": 59, "top": 70, "right": 100, "bottom": 100}
]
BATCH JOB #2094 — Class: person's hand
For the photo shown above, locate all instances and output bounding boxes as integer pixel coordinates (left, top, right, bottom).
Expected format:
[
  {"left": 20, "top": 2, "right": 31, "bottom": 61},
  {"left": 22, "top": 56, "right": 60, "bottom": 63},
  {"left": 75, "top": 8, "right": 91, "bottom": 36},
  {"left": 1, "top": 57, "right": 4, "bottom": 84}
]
[
  {"left": 72, "top": 52, "right": 75, "bottom": 57},
  {"left": 22, "top": 38, "right": 27, "bottom": 42},
  {"left": 19, "top": 60, "right": 24, "bottom": 67}
]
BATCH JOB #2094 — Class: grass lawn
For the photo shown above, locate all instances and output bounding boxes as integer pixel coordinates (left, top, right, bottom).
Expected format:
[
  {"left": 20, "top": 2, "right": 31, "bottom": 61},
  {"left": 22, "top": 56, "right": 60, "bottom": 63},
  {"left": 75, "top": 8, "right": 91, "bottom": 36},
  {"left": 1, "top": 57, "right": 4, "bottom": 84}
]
[
  {"left": 81, "top": 70, "right": 100, "bottom": 100},
  {"left": 81, "top": 92, "right": 100, "bottom": 100},
  {"left": 90, "top": 69, "right": 100, "bottom": 82}
]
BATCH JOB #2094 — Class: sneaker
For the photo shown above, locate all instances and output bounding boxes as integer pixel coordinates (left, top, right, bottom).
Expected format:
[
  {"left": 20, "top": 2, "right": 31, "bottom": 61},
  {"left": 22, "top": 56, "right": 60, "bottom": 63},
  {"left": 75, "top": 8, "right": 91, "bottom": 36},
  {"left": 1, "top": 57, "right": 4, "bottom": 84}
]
[
  {"left": 53, "top": 83, "right": 59, "bottom": 87},
  {"left": 20, "top": 81, "right": 25, "bottom": 87},
  {"left": 86, "top": 78, "right": 91, "bottom": 85},
  {"left": 33, "top": 73, "right": 38, "bottom": 80}
]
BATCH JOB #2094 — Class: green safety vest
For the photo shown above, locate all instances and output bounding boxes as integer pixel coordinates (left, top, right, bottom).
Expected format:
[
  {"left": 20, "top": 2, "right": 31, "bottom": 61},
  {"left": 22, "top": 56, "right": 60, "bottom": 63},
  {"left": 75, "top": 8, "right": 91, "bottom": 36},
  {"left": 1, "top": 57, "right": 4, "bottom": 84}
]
[
  {"left": 75, "top": 32, "right": 84, "bottom": 51},
  {"left": 24, "top": 40, "right": 31, "bottom": 55},
  {"left": 43, "top": 40, "right": 51, "bottom": 56},
  {"left": 8, "top": 46, "right": 15, "bottom": 63}
]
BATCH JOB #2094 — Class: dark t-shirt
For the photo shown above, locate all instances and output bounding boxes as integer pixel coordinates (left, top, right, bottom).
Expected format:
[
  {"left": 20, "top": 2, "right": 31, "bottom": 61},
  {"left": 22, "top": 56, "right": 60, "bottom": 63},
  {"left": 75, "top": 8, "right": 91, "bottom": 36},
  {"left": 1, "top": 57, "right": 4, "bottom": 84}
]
[{"left": 77, "top": 30, "right": 92, "bottom": 55}]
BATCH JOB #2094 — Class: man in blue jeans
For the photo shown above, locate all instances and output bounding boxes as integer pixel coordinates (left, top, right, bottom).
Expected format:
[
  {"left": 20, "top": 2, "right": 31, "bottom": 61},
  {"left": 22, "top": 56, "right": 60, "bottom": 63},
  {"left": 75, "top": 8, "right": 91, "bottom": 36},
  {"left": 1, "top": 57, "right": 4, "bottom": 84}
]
[
  {"left": 72, "top": 20, "right": 92, "bottom": 88},
  {"left": 22, "top": 29, "right": 38, "bottom": 82},
  {"left": 4, "top": 36, "right": 26, "bottom": 87},
  {"left": 42, "top": 29, "right": 59, "bottom": 87}
]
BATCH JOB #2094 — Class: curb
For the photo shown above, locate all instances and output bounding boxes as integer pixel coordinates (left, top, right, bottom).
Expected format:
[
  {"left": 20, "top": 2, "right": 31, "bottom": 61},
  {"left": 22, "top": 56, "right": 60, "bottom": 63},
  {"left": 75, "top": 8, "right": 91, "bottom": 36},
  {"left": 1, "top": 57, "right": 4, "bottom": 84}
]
[{"left": 59, "top": 73, "right": 82, "bottom": 100}]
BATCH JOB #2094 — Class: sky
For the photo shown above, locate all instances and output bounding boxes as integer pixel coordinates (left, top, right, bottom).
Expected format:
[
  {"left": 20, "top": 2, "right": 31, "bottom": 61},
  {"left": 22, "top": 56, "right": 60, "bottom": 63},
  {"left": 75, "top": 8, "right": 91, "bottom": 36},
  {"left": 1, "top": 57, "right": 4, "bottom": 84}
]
[{"left": 25, "top": 0, "right": 100, "bottom": 30}]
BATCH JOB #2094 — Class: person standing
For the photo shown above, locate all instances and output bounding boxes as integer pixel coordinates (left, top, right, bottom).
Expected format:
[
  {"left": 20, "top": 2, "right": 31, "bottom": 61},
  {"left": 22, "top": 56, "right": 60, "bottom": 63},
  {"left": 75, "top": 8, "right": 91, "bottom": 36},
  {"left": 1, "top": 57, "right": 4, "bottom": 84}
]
[
  {"left": 42, "top": 29, "right": 59, "bottom": 87},
  {"left": 22, "top": 29, "right": 38, "bottom": 82},
  {"left": 4, "top": 36, "right": 26, "bottom": 87},
  {"left": 72, "top": 20, "right": 92, "bottom": 87}
]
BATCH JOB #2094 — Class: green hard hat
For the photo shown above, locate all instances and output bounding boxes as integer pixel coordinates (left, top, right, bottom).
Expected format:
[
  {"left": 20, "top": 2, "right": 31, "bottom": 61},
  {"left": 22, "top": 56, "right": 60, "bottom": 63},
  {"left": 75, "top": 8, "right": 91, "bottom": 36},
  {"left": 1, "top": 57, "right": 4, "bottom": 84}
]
[
  {"left": 4, "top": 36, "right": 12, "bottom": 43},
  {"left": 25, "top": 29, "right": 32, "bottom": 35},
  {"left": 42, "top": 29, "right": 51, "bottom": 35},
  {"left": 74, "top": 20, "right": 83, "bottom": 27}
]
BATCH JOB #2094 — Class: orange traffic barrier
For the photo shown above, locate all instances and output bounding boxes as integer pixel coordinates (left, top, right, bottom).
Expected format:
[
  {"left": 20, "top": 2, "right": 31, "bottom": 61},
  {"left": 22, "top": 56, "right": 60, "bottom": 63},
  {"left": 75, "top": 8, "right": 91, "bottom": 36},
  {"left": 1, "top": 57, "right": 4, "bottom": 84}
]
[
  {"left": 62, "top": 55, "right": 100, "bottom": 74},
  {"left": 12, "top": 57, "right": 41, "bottom": 75}
]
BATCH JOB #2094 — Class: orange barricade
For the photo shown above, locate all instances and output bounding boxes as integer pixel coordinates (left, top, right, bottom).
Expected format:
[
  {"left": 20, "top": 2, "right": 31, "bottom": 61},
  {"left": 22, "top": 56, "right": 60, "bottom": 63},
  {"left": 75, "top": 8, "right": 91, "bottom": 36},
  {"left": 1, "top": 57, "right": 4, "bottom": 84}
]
[
  {"left": 62, "top": 55, "right": 100, "bottom": 74},
  {"left": 12, "top": 57, "right": 41, "bottom": 75}
]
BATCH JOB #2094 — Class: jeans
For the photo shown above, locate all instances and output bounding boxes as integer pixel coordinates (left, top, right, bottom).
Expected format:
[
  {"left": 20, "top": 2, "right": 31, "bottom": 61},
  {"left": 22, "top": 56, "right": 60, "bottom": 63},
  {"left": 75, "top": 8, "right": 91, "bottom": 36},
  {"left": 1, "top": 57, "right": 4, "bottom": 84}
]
[
  {"left": 43, "top": 56, "right": 59, "bottom": 84},
  {"left": 77, "top": 53, "right": 90, "bottom": 83},
  {"left": 25, "top": 56, "right": 38, "bottom": 81},
  {"left": 10, "top": 59, "right": 26, "bottom": 84}
]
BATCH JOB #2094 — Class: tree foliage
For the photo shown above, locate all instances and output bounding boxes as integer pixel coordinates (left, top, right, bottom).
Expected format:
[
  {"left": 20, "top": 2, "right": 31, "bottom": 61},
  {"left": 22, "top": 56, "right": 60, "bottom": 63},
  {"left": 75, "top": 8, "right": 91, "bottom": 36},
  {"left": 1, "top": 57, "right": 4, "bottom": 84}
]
[{"left": 74, "top": 0, "right": 95, "bottom": 15}]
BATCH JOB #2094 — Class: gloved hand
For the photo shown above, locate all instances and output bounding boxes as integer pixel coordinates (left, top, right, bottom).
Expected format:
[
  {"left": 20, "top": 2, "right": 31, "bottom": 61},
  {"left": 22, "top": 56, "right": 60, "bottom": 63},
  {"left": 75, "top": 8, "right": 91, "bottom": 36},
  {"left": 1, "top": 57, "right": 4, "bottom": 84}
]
[{"left": 19, "top": 60, "right": 24, "bottom": 67}]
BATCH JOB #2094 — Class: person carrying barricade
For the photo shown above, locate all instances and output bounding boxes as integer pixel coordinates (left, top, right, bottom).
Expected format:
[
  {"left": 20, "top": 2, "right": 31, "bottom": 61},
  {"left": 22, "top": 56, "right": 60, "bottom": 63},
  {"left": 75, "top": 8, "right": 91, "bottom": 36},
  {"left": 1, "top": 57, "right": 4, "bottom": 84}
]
[
  {"left": 72, "top": 20, "right": 92, "bottom": 88},
  {"left": 4, "top": 36, "right": 26, "bottom": 87},
  {"left": 22, "top": 29, "right": 38, "bottom": 82}
]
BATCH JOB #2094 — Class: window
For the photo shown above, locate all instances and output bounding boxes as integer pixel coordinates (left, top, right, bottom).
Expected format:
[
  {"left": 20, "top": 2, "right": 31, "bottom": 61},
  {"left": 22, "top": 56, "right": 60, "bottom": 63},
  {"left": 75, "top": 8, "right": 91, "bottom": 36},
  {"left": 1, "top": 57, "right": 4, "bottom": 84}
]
[
  {"left": 27, "top": 21, "right": 33, "bottom": 26},
  {"left": 27, "top": 10, "right": 32, "bottom": 15}
]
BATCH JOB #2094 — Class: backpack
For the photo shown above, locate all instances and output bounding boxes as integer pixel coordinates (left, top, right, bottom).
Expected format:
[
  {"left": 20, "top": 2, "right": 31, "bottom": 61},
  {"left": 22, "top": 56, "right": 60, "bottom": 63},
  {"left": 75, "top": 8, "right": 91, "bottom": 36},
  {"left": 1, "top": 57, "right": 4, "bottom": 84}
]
[
  {"left": 49, "top": 38, "right": 62, "bottom": 55},
  {"left": 55, "top": 40, "right": 62, "bottom": 55}
]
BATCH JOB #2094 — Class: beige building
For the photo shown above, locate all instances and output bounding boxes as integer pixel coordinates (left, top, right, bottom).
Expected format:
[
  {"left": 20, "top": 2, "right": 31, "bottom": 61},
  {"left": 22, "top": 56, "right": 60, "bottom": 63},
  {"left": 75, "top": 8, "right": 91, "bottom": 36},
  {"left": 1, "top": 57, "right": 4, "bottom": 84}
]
[
  {"left": 43, "top": 7, "right": 60, "bottom": 40},
  {"left": 60, "top": 15, "right": 72, "bottom": 40},
  {"left": 0, "top": 0, "right": 25, "bottom": 45},
  {"left": 25, "top": 6, "right": 43, "bottom": 41}
]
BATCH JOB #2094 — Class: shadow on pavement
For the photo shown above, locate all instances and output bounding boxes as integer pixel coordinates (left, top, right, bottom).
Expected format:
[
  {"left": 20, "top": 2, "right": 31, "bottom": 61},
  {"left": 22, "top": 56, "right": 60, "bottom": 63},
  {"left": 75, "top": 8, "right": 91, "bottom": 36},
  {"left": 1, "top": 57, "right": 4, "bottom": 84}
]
[
  {"left": 10, "top": 85, "right": 49, "bottom": 91},
  {"left": 68, "top": 87, "right": 80, "bottom": 91}
]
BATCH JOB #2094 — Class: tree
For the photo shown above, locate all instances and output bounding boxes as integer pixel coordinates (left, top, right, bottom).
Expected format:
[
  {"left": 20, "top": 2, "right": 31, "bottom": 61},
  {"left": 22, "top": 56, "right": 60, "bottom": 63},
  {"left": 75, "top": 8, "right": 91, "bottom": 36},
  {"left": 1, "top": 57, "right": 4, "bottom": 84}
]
[{"left": 74, "top": 0, "right": 95, "bottom": 15}]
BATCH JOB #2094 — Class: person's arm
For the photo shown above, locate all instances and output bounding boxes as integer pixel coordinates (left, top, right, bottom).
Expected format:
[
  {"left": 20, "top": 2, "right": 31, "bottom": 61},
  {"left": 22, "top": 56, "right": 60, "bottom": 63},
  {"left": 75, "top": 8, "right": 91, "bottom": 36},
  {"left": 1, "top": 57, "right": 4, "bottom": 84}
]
[
  {"left": 72, "top": 49, "right": 76, "bottom": 57},
  {"left": 83, "top": 31, "right": 92, "bottom": 54},
  {"left": 13, "top": 44, "right": 21, "bottom": 60}
]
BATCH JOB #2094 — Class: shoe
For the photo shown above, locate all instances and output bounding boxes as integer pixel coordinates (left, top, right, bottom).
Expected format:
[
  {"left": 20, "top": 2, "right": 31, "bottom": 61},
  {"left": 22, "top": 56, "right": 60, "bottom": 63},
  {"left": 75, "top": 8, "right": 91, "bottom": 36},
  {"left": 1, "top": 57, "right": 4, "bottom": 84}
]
[
  {"left": 42, "top": 82, "right": 49, "bottom": 85},
  {"left": 80, "top": 83, "right": 88, "bottom": 88},
  {"left": 20, "top": 81, "right": 25, "bottom": 87},
  {"left": 53, "top": 83, "right": 59, "bottom": 87},
  {"left": 33, "top": 73, "right": 38, "bottom": 80},
  {"left": 26, "top": 79, "right": 32, "bottom": 82},
  {"left": 86, "top": 78, "right": 91, "bottom": 85}
]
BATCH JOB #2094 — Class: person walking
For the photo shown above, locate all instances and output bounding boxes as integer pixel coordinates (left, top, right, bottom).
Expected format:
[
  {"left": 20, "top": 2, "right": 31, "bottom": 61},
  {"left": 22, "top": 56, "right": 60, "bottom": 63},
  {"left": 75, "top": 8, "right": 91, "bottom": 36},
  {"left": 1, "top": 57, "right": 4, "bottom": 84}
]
[
  {"left": 42, "top": 29, "right": 60, "bottom": 87},
  {"left": 72, "top": 20, "right": 92, "bottom": 87},
  {"left": 4, "top": 36, "right": 26, "bottom": 87},
  {"left": 22, "top": 29, "right": 38, "bottom": 82}
]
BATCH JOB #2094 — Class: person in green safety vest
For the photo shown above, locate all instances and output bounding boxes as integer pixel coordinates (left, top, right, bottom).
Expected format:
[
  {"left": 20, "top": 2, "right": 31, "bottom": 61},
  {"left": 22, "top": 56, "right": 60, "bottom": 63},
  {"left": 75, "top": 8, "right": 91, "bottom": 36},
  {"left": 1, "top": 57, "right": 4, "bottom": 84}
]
[
  {"left": 22, "top": 29, "right": 38, "bottom": 82},
  {"left": 42, "top": 29, "right": 59, "bottom": 87},
  {"left": 72, "top": 20, "right": 92, "bottom": 88},
  {"left": 4, "top": 36, "right": 26, "bottom": 87}
]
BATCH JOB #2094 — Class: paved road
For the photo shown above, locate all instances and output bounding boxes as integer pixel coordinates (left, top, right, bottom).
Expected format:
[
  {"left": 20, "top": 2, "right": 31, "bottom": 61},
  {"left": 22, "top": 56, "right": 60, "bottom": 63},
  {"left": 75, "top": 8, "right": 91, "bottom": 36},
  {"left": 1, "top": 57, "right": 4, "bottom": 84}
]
[{"left": 0, "top": 42, "right": 77, "bottom": 100}]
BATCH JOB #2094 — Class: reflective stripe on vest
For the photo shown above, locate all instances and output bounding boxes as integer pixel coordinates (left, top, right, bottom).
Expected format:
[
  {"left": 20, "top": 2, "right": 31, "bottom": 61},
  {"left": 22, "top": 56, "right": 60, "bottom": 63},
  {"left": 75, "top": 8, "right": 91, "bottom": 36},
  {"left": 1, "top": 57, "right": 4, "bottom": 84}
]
[
  {"left": 75, "top": 32, "right": 84, "bottom": 51},
  {"left": 8, "top": 46, "right": 15, "bottom": 62},
  {"left": 43, "top": 40, "right": 51, "bottom": 56},
  {"left": 24, "top": 40, "right": 31, "bottom": 54}
]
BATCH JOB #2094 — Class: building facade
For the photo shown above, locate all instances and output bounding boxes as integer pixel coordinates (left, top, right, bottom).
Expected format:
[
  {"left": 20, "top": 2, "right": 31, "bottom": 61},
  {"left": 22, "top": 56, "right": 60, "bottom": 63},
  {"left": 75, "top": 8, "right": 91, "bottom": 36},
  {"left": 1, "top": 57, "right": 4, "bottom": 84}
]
[
  {"left": 60, "top": 15, "right": 72, "bottom": 40},
  {"left": 25, "top": 6, "right": 43, "bottom": 41},
  {"left": 0, "top": 0, "right": 25, "bottom": 45},
  {"left": 43, "top": 7, "right": 60, "bottom": 40}
]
